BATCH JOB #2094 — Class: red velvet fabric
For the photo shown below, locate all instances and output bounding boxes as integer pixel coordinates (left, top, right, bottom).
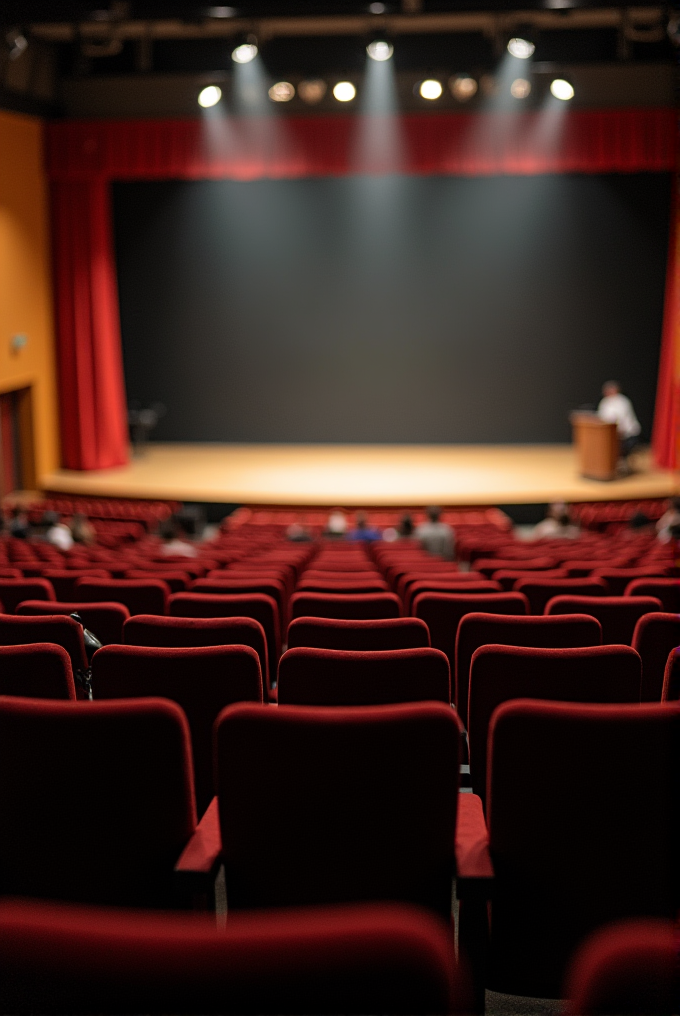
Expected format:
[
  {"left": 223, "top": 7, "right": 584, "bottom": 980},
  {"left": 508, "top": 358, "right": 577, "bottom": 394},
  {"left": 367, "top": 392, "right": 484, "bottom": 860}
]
[
  {"left": 0, "top": 579, "right": 55, "bottom": 614},
  {"left": 514, "top": 576, "right": 607, "bottom": 615},
  {"left": 625, "top": 577, "right": 680, "bottom": 612},
  {"left": 286, "top": 616, "right": 430, "bottom": 652},
  {"left": 42, "top": 569, "right": 110, "bottom": 602},
  {"left": 545, "top": 594, "right": 662, "bottom": 645},
  {"left": 0, "top": 614, "right": 88, "bottom": 671},
  {"left": 404, "top": 580, "right": 501, "bottom": 614},
  {"left": 652, "top": 173, "right": 680, "bottom": 470},
  {"left": 191, "top": 578, "right": 287, "bottom": 635},
  {"left": 0, "top": 898, "right": 467, "bottom": 1015},
  {"left": 290, "top": 591, "right": 401, "bottom": 621},
  {"left": 126, "top": 570, "right": 191, "bottom": 592},
  {"left": 0, "top": 644, "right": 75, "bottom": 700},
  {"left": 16, "top": 600, "right": 130, "bottom": 645},
  {"left": 591, "top": 566, "right": 669, "bottom": 597},
  {"left": 475, "top": 557, "right": 556, "bottom": 579},
  {"left": 169, "top": 592, "right": 280, "bottom": 665},
  {"left": 76, "top": 577, "right": 170, "bottom": 616},
  {"left": 661, "top": 647, "right": 680, "bottom": 700},
  {"left": 631, "top": 611, "right": 680, "bottom": 701}
]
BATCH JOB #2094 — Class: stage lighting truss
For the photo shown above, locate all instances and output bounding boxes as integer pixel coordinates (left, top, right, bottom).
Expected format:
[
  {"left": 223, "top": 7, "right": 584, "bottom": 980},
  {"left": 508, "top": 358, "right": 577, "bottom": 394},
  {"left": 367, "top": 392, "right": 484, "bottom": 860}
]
[
  {"left": 198, "top": 85, "right": 222, "bottom": 107},
  {"left": 418, "top": 79, "right": 443, "bottom": 100},
  {"left": 507, "top": 36, "right": 535, "bottom": 59},
  {"left": 333, "top": 81, "right": 356, "bottom": 101},
  {"left": 449, "top": 74, "right": 477, "bottom": 101},
  {"left": 269, "top": 81, "right": 295, "bottom": 102},
  {"left": 510, "top": 77, "right": 531, "bottom": 98},
  {"left": 550, "top": 77, "right": 574, "bottom": 100},
  {"left": 366, "top": 39, "right": 393, "bottom": 61}
]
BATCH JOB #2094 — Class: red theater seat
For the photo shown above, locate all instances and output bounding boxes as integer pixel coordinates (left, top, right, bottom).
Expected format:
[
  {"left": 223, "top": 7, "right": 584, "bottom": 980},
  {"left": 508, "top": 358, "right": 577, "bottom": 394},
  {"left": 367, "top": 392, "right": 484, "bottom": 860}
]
[
  {"left": 169, "top": 593, "right": 280, "bottom": 668},
  {"left": 592, "top": 566, "right": 669, "bottom": 596},
  {"left": 455, "top": 613, "right": 602, "bottom": 724},
  {"left": 287, "top": 616, "right": 430, "bottom": 652},
  {"left": 125, "top": 570, "right": 191, "bottom": 592},
  {"left": 661, "top": 649, "right": 680, "bottom": 701},
  {"left": 491, "top": 568, "right": 568, "bottom": 591},
  {"left": 0, "top": 613, "right": 88, "bottom": 674},
  {"left": 277, "top": 647, "right": 450, "bottom": 706},
  {"left": 190, "top": 578, "right": 287, "bottom": 635},
  {"left": 514, "top": 577, "right": 607, "bottom": 615},
  {"left": 624, "top": 577, "right": 680, "bottom": 613},
  {"left": 76, "top": 578, "right": 169, "bottom": 617},
  {"left": 0, "top": 898, "right": 469, "bottom": 1016},
  {"left": 290, "top": 592, "right": 401, "bottom": 621},
  {"left": 0, "top": 579, "right": 55, "bottom": 614},
  {"left": 0, "top": 644, "right": 76, "bottom": 700},
  {"left": 468, "top": 644, "right": 641, "bottom": 803},
  {"left": 631, "top": 612, "right": 680, "bottom": 701},
  {"left": 474, "top": 557, "right": 555, "bottom": 579},
  {"left": 485, "top": 700, "right": 680, "bottom": 998},
  {"left": 545, "top": 595, "right": 662, "bottom": 645},
  {"left": 296, "top": 578, "right": 389, "bottom": 594},
  {"left": 42, "top": 570, "right": 111, "bottom": 601},
  {"left": 92, "top": 644, "right": 262, "bottom": 813},
  {"left": 0, "top": 697, "right": 197, "bottom": 907},
  {"left": 16, "top": 601, "right": 130, "bottom": 646},
  {"left": 404, "top": 580, "right": 501, "bottom": 614}
]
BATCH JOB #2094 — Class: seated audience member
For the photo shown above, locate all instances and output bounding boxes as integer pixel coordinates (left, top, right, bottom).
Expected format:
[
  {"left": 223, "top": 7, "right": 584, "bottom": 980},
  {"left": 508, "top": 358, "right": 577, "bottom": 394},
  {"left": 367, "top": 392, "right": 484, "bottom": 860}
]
[
  {"left": 45, "top": 512, "right": 74, "bottom": 551},
  {"left": 324, "top": 509, "right": 348, "bottom": 540},
  {"left": 415, "top": 506, "right": 455, "bottom": 560},
  {"left": 286, "top": 522, "right": 311, "bottom": 542},
  {"left": 349, "top": 511, "right": 381, "bottom": 542},
  {"left": 532, "top": 502, "right": 579, "bottom": 540},
  {"left": 159, "top": 518, "right": 197, "bottom": 557},
  {"left": 656, "top": 498, "right": 680, "bottom": 543},
  {"left": 8, "top": 506, "right": 29, "bottom": 539},
  {"left": 597, "top": 380, "right": 641, "bottom": 472},
  {"left": 383, "top": 512, "right": 414, "bottom": 543},
  {"left": 70, "top": 512, "right": 96, "bottom": 545}
]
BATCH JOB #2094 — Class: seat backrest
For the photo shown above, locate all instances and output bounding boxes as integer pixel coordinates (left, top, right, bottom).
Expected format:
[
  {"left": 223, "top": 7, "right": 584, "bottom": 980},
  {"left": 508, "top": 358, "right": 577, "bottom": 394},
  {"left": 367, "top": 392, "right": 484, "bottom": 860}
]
[
  {"left": 123, "top": 614, "right": 270, "bottom": 698},
  {"left": 404, "top": 581, "right": 501, "bottom": 615},
  {"left": 545, "top": 595, "right": 662, "bottom": 645},
  {"left": 290, "top": 592, "right": 401, "bottom": 621},
  {"left": 486, "top": 700, "right": 680, "bottom": 998},
  {"left": 42, "top": 570, "right": 110, "bottom": 601},
  {"left": 455, "top": 612, "right": 602, "bottom": 724},
  {"left": 0, "top": 613, "right": 88, "bottom": 671},
  {"left": 474, "top": 557, "right": 555, "bottom": 578},
  {"left": 468, "top": 644, "right": 641, "bottom": 802},
  {"left": 190, "top": 579, "right": 287, "bottom": 634},
  {"left": 631, "top": 612, "right": 680, "bottom": 701},
  {"left": 16, "top": 601, "right": 130, "bottom": 646},
  {"left": 625, "top": 578, "right": 680, "bottom": 613},
  {"left": 277, "top": 647, "right": 450, "bottom": 706},
  {"left": 514, "top": 577, "right": 607, "bottom": 615},
  {"left": 296, "top": 578, "right": 390, "bottom": 595},
  {"left": 168, "top": 593, "right": 280, "bottom": 665},
  {"left": 76, "top": 579, "right": 169, "bottom": 617},
  {"left": 563, "top": 918, "right": 678, "bottom": 1016},
  {"left": 661, "top": 648, "right": 680, "bottom": 701},
  {"left": 0, "top": 696, "right": 196, "bottom": 907},
  {"left": 0, "top": 579, "right": 55, "bottom": 613},
  {"left": 215, "top": 702, "right": 461, "bottom": 918},
  {"left": 93, "top": 644, "right": 262, "bottom": 813},
  {"left": 0, "top": 644, "right": 75, "bottom": 700},
  {"left": 125, "top": 570, "right": 190, "bottom": 592},
  {"left": 593, "top": 566, "right": 669, "bottom": 596},
  {"left": 287, "top": 617, "right": 430, "bottom": 652},
  {"left": 491, "top": 569, "right": 568, "bottom": 592},
  {"left": 0, "top": 898, "right": 468, "bottom": 1016}
]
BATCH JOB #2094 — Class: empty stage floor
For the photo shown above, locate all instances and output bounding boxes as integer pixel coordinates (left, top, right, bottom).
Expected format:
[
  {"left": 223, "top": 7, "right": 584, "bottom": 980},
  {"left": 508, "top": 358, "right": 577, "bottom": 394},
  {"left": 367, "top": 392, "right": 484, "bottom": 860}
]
[{"left": 41, "top": 444, "right": 677, "bottom": 507}]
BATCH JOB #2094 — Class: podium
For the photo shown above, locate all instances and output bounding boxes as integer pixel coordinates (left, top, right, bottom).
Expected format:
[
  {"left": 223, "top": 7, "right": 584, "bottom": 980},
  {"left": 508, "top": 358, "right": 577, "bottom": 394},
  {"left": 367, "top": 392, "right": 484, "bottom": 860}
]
[{"left": 570, "top": 412, "right": 619, "bottom": 481}]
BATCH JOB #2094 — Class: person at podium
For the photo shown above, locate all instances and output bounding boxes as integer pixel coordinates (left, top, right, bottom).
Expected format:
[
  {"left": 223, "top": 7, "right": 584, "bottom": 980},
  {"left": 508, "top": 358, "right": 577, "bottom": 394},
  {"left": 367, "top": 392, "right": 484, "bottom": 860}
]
[{"left": 597, "top": 380, "right": 640, "bottom": 471}]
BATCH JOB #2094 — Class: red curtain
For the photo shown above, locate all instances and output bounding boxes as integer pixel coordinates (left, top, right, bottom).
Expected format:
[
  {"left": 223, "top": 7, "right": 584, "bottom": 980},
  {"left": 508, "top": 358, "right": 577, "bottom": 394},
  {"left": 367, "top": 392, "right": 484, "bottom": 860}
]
[
  {"left": 46, "top": 110, "right": 678, "bottom": 471},
  {"left": 652, "top": 173, "right": 680, "bottom": 469}
]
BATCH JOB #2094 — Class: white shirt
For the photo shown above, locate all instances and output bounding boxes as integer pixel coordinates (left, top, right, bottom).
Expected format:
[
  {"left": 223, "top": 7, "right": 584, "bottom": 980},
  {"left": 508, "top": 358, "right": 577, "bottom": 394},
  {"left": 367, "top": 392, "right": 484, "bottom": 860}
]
[
  {"left": 47, "top": 523, "right": 74, "bottom": 551},
  {"left": 597, "top": 393, "right": 640, "bottom": 439}
]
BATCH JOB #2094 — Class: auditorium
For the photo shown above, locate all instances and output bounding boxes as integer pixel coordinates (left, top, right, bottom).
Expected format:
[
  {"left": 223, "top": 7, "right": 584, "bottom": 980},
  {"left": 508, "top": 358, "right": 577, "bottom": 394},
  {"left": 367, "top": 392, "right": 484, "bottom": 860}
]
[{"left": 0, "top": 1, "right": 678, "bottom": 1013}]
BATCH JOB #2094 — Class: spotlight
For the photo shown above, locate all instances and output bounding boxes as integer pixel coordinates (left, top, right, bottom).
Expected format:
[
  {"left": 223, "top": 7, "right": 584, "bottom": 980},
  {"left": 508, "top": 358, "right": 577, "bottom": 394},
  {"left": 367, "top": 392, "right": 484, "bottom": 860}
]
[
  {"left": 419, "top": 79, "right": 443, "bottom": 100},
  {"left": 550, "top": 78, "right": 574, "bottom": 100},
  {"left": 198, "top": 85, "right": 222, "bottom": 108},
  {"left": 449, "top": 75, "right": 477, "bottom": 101},
  {"left": 232, "top": 41, "right": 258, "bottom": 64},
  {"left": 268, "top": 81, "right": 295, "bottom": 102},
  {"left": 299, "top": 79, "right": 327, "bottom": 104},
  {"left": 369, "top": 2, "right": 386, "bottom": 11},
  {"left": 367, "top": 39, "right": 393, "bottom": 61},
  {"left": 510, "top": 78, "right": 531, "bottom": 99},
  {"left": 333, "top": 81, "right": 356, "bottom": 102},
  {"left": 507, "top": 37, "right": 535, "bottom": 59}
]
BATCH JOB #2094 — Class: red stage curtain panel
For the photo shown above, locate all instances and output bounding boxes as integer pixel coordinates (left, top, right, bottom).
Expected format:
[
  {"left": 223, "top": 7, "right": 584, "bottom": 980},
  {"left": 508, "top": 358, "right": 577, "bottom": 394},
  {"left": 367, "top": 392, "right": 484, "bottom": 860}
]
[
  {"left": 652, "top": 173, "right": 680, "bottom": 469},
  {"left": 45, "top": 111, "right": 677, "bottom": 471}
]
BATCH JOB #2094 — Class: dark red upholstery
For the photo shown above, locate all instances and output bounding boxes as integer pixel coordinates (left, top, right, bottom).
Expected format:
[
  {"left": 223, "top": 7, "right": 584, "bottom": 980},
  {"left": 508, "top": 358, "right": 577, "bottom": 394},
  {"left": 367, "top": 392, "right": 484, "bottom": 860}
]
[
  {"left": 474, "top": 557, "right": 555, "bottom": 578},
  {"left": 290, "top": 592, "right": 401, "bottom": 621},
  {"left": 396, "top": 570, "right": 481, "bottom": 602},
  {"left": 631, "top": 612, "right": 680, "bottom": 701},
  {"left": 491, "top": 568, "right": 568, "bottom": 591},
  {"left": 215, "top": 702, "right": 462, "bottom": 918},
  {"left": 404, "top": 580, "right": 501, "bottom": 614},
  {"left": 0, "top": 696, "right": 196, "bottom": 907},
  {"left": 545, "top": 595, "right": 662, "bottom": 645},
  {"left": 287, "top": 617, "right": 430, "bottom": 652},
  {"left": 190, "top": 579, "right": 287, "bottom": 634},
  {"left": 564, "top": 919, "right": 679, "bottom": 1016},
  {"left": 625, "top": 577, "right": 680, "bottom": 613},
  {"left": 455, "top": 613, "right": 602, "bottom": 724},
  {"left": 93, "top": 644, "right": 262, "bottom": 812},
  {"left": 468, "top": 644, "right": 641, "bottom": 802},
  {"left": 0, "top": 613, "right": 88, "bottom": 672},
  {"left": 0, "top": 898, "right": 469, "bottom": 1015},
  {"left": 123, "top": 614, "right": 270, "bottom": 699},
  {"left": 277, "top": 647, "right": 450, "bottom": 706},
  {"left": 0, "top": 644, "right": 75, "bottom": 700},
  {"left": 661, "top": 648, "right": 680, "bottom": 700},
  {"left": 76, "top": 578, "right": 169, "bottom": 617},
  {"left": 514, "top": 577, "right": 607, "bottom": 615},
  {"left": 592, "top": 566, "right": 669, "bottom": 596},
  {"left": 42, "top": 570, "right": 110, "bottom": 601},
  {"left": 16, "top": 601, "right": 130, "bottom": 645},
  {"left": 0, "top": 580, "right": 55, "bottom": 613},
  {"left": 169, "top": 593, "right": 280, "bottom": 666},
  {"left": 486, "top": 700, "right": 680, "bottom": 997},
  {"left": 296, "top": 578, "right": 389, "bottom": 594},
  {"left": 126, "top": 570, "right": 190, "bottom": 592},
  {"left": 413, "top": 592, "right": 529, "bottom": 699}
]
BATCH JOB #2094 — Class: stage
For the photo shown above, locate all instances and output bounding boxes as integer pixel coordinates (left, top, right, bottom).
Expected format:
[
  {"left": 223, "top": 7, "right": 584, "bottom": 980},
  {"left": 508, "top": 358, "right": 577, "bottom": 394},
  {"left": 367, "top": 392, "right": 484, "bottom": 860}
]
[{"left": 40, "top": 443, "right": 677, "bottom": 507}]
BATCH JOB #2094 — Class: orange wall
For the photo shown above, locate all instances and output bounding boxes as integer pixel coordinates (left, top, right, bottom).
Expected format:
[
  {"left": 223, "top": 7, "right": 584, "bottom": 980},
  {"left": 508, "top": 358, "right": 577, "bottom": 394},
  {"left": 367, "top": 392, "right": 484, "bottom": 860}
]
[{"left": 0, "top": 109, "right": 59, "bottom": 483}]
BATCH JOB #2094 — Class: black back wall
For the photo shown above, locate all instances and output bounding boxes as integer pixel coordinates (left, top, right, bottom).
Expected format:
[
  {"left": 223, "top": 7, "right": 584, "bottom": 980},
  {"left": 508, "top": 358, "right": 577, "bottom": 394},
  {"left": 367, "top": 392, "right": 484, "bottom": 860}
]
[{"left": 113, "top": 173, "right": 670, "bottom": 444}]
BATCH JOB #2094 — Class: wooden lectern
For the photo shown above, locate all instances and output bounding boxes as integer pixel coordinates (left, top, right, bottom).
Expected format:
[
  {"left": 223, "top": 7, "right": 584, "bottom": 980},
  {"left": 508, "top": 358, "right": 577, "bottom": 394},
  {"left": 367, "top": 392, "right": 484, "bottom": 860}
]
[{"left": 570, "top": 412, "right": 619, "bottom": 481}]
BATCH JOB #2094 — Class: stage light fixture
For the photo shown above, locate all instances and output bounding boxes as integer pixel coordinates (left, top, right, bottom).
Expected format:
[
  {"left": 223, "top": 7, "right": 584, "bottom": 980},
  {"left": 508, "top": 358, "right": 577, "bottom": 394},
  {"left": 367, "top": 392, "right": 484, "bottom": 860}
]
[
  {"left": 333, "top": 81, "right": 356, "bottom": 102},
  {"left": 507, "top": 37, "right": 535, "bottom": 59},
  {"left": 198, "top": 85, "right": 222, "bottom": 108},
  {"left": 550, "top": 78, "right": 574, "bottom": 100},
  {"left": 268, "top": 81, "right": 295, "bottom": 102},
  {"left": 510, "top": 77, "right": 531, "bottom": 98},
  {"left": 369, "top": 2, "right": 386, "bottom": 11},
  {"left": 367, "top": 39, "right": 393, "bottom": 61},
  {"left": 449, "top": 75, "right": 477, "bottom": 101},
  {"left": 232, "top": 41, "right": 258, "bottom": 64},
  {"left": 299, "top": 79, "right": 327, "bottom": 104},
  {"left": 419, "top": 79, "right": 443, "bottom": 100}
]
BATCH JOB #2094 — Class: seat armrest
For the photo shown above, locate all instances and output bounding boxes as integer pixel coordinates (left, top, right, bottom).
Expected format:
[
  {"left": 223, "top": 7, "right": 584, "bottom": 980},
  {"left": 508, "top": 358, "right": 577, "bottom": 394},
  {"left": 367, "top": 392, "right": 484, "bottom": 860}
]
[
  {"left": 455, "top": 792, "right": 493, "bottom": 897},
  {"left": 175, "top": 796, "right": 222, "bottom": 876}
]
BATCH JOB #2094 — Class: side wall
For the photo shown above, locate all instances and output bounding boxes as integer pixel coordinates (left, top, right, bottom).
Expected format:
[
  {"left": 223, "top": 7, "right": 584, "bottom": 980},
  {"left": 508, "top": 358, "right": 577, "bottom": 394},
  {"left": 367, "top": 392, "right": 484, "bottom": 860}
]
[{"left": 0, "top": 110, "right": 59, "bottom": 482}]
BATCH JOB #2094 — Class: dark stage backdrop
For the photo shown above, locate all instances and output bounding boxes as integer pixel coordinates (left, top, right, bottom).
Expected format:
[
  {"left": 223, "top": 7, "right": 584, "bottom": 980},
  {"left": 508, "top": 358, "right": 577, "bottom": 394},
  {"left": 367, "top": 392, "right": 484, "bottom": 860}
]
[{"left": 113, "top": 173, "right": 670, "bottom": 444}]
